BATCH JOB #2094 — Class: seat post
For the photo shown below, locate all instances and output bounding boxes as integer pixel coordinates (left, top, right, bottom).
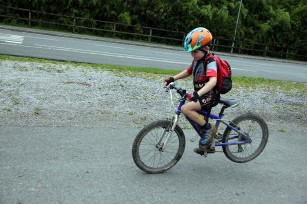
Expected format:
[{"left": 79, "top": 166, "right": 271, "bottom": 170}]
[
  {"left": 218, "top": 106, "right": 227, "bottom": 118},
  {"left": 206, "top": 107, "right": 212, "bottom": 124}
]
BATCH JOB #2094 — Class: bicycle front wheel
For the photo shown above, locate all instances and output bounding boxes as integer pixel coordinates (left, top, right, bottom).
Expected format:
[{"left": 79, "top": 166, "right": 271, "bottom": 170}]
[
  {"left": 132, "top": 120, "right": 185, "bottom": 174},
  {"left": 222, "top": 113, "right": 269, "bottom": 163}
]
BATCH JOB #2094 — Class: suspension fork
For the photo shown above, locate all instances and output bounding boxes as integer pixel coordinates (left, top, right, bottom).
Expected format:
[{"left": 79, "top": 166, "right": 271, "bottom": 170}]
[
  {"left": 156, "top": 114, "right": 179, "bottom": 151},
  {"left": 156, "top": 98, "right": 184, "bottom": 151}
]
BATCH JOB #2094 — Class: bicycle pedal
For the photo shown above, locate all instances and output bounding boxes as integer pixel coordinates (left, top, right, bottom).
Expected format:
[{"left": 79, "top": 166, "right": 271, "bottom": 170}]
[
  {"left": 202, "top": 147, "right": 208, "bottom": 157},
  {"left": 193, "top": 147, "right": 209, "bottom": 157},
  {"left": 202, "top": 152, "right": 208, "bottom": 157}
]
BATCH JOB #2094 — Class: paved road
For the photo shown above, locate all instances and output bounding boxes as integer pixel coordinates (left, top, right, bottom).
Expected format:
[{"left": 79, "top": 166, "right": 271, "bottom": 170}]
[
  {"left": 0, "top": 26, "right": 307, "bottom": 83},
  {"left": 0, "top": 125, "right": 306, "bottom": 204}
]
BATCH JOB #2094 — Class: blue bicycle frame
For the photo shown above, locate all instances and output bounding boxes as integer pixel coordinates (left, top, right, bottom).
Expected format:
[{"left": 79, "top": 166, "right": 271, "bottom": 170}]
[{"left": 175, "top": 99, "right": 252, "bottom": 147}]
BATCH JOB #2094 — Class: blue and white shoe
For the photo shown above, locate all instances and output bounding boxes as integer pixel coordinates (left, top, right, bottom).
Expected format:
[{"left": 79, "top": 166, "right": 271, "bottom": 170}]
[
  {"left": 199, "top": 128, "right": 211, "bottom": 145},
  {"left": 193, "top": 127, "right": 215, "bottom": 156}
]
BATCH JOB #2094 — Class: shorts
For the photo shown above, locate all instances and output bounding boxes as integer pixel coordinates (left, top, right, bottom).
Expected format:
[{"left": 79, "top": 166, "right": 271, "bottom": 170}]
[{"left": 198, "top": 90, "right": 220, "bottom": 111}]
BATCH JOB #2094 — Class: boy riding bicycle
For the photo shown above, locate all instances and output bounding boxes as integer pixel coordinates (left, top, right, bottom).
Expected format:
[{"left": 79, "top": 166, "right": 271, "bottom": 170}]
[{"left": 164, "top": 27, "right": 220, "bottom": 155}]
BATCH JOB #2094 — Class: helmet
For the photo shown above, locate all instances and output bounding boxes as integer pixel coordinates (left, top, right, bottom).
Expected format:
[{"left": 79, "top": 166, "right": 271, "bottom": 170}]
[{"left": 184, "top": 27, "right": 213, "bottom": 52}]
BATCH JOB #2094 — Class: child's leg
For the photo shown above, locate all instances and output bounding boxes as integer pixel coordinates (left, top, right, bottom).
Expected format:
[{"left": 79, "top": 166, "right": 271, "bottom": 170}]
[
  {"left": 181, "top": 102, "right": 206, "bottom": 126},
  {"left": 182, "top": 101, "right": 213, "bottom": 153}
]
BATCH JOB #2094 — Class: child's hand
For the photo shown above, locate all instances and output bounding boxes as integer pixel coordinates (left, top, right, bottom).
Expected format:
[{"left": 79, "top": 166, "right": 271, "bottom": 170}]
[
  {"left": 164, "top": 77, "right": 174, "bottom": 86},
  {"left": 187, "top": 92, "right": 199, "bottom": 102}
]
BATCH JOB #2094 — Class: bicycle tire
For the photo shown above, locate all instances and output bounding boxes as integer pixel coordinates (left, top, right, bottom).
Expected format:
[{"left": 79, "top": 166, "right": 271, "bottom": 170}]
[
  {"left": 132, "top": 120, "right": 185, "bottom": 174},
  {"left": 222, "top": 113, "right": 269, "bottom": 163}
]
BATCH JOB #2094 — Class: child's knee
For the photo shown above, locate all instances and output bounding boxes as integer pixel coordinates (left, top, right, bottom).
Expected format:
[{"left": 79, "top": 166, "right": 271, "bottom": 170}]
[
  {"left": 181, "top": 105, "right": 188, "bottom": 114},
  {"left": 180, "top": 105, "right": 185, "bottom": 114}
]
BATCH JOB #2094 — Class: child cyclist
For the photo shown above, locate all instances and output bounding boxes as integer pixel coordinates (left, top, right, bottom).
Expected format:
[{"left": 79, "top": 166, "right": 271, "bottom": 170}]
[{"left": 164, "top": 27, "right": 220, "bottom": 155}]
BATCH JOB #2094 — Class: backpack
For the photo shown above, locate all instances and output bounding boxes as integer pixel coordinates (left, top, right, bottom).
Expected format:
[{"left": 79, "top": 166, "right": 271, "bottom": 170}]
[{"left": 206, "top": 53, "right": 232, "bottom": 94}]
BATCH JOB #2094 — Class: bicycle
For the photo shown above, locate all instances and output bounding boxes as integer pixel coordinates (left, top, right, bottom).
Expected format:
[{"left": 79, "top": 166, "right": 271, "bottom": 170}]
[{"left": 132, "top": 83, "right": 269, "bottom": 174}]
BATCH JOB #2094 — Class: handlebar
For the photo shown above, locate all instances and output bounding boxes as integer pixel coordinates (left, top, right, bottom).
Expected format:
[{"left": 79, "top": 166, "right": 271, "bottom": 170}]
[{"left": 166, "top": 82, "right": 187, "bottom": 98}]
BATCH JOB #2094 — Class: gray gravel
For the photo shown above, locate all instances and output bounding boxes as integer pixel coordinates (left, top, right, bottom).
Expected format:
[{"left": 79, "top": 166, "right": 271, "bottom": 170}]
[{"left": 0, "top": 59, "right": 306, "bottom": 132}]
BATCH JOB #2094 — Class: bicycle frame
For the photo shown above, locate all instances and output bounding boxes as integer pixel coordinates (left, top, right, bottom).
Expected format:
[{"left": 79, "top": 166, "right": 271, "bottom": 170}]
[{"left": 175, "top": 98, "right": 252, "bottom": 147}]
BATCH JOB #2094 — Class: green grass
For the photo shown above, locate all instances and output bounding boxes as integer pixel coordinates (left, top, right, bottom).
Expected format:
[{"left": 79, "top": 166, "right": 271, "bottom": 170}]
[
  {"left": 232, "top": 76, "right": 307, "bottom": 95},
  {"left": 1, "top": 54, "right": 306, "bottom": 94},
  {"left": 33, "top": 107, "right": 42, "bottom": 115},
  {"left": 0, "top": 54, "right": 179, "bottom": 74}
]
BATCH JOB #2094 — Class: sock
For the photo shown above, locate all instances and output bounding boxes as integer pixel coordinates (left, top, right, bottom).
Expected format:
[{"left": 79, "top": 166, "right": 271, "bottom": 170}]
[{"left": 202, "top": 123, "right": 211, "bottom": 130}]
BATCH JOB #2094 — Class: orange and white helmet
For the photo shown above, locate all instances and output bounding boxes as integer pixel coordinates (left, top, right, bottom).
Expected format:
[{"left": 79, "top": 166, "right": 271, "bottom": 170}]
[{"left": 184, "top": 27, "right": 213, "bottom": 52}]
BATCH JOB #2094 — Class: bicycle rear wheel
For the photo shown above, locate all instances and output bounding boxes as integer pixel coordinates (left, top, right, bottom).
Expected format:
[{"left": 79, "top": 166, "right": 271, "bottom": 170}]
[
  {"left": 132, "top": 120, "right": 185, "bottom": 174},
  {"left": 222, "top": 113, "right": 269, "bottom": 163}
]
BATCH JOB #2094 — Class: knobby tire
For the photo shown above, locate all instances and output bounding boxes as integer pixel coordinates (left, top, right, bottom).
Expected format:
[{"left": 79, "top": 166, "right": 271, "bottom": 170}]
[
  {"left": 222, "top": 113, "right": 269, "bottom": 163},
  {"left": 132, "top": 120, "right": 185, "bottom": 174}
]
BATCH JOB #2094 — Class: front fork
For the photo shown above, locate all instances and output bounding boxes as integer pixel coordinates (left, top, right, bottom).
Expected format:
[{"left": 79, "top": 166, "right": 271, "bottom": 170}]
[{"left": 156, "top": 114, "right": 179, "bottom": 151}]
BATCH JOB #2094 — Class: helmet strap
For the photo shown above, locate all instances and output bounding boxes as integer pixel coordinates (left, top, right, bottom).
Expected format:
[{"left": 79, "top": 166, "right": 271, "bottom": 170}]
[{"left": 199, "top": 48, "right": 210, "bottom": 59}]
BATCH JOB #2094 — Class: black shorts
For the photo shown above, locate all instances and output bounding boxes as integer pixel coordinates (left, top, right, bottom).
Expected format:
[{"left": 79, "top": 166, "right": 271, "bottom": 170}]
[{"left": 198, "top": 90, "right": 220, "bottom": 111}]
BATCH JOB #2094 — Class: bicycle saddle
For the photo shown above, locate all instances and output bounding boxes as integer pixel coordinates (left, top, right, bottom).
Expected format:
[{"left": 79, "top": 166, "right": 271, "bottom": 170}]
[{"left": 219, "top": 99, "right": 239, "bottom": 108}]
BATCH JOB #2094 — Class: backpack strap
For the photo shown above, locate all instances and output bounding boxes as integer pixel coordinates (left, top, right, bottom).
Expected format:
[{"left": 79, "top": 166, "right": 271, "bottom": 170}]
[
  {"left": 204, "top": 53, "right": 220, "bottom": 94},
  {"left": 205, "top": 53, "right": 215, "bottom": 60},
  {"left": 202, "top": 53, "right": 217, "bottom": 119},
  {"left": 204, "top": 53, "right": 216, "bottom": 67}
]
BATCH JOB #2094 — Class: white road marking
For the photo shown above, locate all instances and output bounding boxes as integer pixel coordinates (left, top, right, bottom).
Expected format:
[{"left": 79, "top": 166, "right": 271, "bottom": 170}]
[
  {"left": 32, "top": 44, "right": 190, "bottom": 65},
  {"left": 0, "top": 33, "right": 24, "bottom": 44},
  {"left": 92, "top": 44, "right": 124, "bottom": 49},
  {"left": 22, "top": 35, "right": 58, "bottom": 41},
  {"left": 152, "top": 50, "right": 183, "bottom": 56},
  {"left": 0, "top": 42, "right": 260, "bottom": 72},
  {"left": 232, "top": 67, "right": 256, "bottom": 72}
]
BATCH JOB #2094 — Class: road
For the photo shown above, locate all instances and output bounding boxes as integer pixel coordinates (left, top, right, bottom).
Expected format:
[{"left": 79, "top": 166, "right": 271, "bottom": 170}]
[
  {"left": 0, "top": 26, "right": 307, "bottom": 83},
  {"left": 1, "top": 125, "right": 306, "bottom": 204}
]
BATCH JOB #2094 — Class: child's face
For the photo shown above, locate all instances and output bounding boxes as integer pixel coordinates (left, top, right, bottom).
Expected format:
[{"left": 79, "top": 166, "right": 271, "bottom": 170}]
[{"left": 190, "top": 49, "right": 205, "bottom": 60}]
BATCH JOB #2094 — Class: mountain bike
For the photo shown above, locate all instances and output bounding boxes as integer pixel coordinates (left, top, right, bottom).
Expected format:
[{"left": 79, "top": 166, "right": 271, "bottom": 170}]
[{"left": 132, "top": 83, "right": 269, "bottom": 174}]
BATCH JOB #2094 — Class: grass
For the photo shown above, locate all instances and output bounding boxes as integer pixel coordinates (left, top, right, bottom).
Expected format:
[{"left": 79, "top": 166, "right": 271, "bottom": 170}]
[
  {"left": 1, "top": 54, "right": 306, "bottom": 94},
  {"left": 0, "top": 54, "right": 179, "bottom": 75},
  {"left": 33, "top": 107, "right": 42, "bottom": 115},
  {"left": 233, "top": 76, "right": 307, "bottom": 94}
]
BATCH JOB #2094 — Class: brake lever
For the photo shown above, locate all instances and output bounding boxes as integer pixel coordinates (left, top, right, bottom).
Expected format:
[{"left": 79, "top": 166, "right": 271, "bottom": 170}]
[
  {"left": 177, "top": 88, "right": 186, "bottom": 97},
  {"left": 164, "top": 86, "right": 170, "bottom": 92}
]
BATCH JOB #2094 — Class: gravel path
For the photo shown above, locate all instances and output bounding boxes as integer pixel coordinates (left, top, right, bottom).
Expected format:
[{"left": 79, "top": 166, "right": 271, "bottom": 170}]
[{"left": 0, "top": 59, "right": 306, "bottom": 133}]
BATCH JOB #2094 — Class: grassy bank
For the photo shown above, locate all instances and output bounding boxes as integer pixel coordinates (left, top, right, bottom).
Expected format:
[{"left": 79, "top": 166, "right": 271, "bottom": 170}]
[
  {"left": 1, "top": 54, "right": 306, "bottom": 127},
  {"left": 1, "top": 54, "right": 306, "bottom": 95}
]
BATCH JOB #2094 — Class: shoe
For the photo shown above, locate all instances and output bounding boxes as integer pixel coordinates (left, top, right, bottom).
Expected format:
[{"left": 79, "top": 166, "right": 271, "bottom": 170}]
[
  {"left": 193, "top": 140, "right": 215, "bottom": 156},
  {"left": 199, "top": 126, "right": 212, "bottom": 145},
  {"left": 193, "top": 147, "right": 205, "bottom": 156},
  {"left": 207, "top": 147, "right": 215, "bottom": 153},
  {"left": 193, "top": 146, "right": 215, "bottom": 155}
]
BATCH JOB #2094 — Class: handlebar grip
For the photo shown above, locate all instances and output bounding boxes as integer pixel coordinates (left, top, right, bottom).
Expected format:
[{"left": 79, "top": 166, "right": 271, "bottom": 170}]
[
  {"left": 177, "top": 88, "right": 186, "bottom": 97},
  {"left": 169, "top": 83, "right": 186, "bottom": 97}
]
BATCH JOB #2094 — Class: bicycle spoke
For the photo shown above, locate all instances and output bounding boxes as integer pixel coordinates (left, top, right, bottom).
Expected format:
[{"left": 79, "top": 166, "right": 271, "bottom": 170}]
[
  {"left": 222, "top": 113, "right": 268, "bottom": 163},
  {"left": 137, "top": 125, "right": 181, "bottom": 169}
]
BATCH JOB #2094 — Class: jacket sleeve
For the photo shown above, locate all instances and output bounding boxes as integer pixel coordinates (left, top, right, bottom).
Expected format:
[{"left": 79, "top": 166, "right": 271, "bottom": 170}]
[{"left": 206, "top": 58, "right": 218, "bottom": 77}]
